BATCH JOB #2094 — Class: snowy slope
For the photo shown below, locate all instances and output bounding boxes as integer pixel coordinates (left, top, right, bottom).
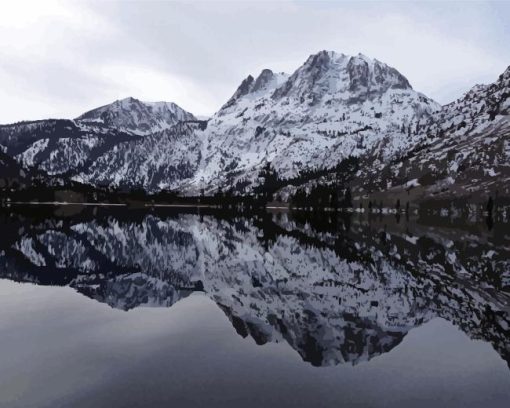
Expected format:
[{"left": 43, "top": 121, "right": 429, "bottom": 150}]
[
  {"left": 352, "top": 65, "right": 510, "bottom": 202},
  {"left": 14, "top": 51, "right": 436, "bottom": 194},
  {"left": 74, "top": 122, "right": 202, "bottom": 191},
  {"left": 1, "top": 51, "right": 508, "bottom": 200},
  {"left": 0, "top": 97, "right": 196, "bottom": 179},
  {"left": 76, "top": 97, "right": 196, "bottom": 135},
  {"left": 184, "top": 51, "right": 439, "bottom": 194},
  {"left": 0, "top": 119, "right": 138, "bottom": 177}
]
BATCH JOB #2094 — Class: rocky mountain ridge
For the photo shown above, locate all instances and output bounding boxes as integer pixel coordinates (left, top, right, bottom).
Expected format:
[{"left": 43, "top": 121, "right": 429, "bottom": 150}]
[
  {"left": 0, "top": 51, "right": 508, "bottom": 203},
  {"left": 351, "top": 65, "right": 510, "bottom": 204},
  {"left": 76, "top": 96, "right": 196, "bottom": 135},
  {"left": 0, "top": 97, "right": 198, "bottom": 184},
  {"left": 188, "top": 51, "right": 439, "bottom": 194}
]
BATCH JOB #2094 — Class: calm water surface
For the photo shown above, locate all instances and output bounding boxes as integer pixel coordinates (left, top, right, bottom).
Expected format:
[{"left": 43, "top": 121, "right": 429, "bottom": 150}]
[{"left": 0, "top": 207, "right": 509, "bottom": 407}]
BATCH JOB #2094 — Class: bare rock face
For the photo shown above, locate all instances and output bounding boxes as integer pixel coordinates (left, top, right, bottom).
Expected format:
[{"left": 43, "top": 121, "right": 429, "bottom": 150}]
[
  {"left": 252, "top": 69, "right": 276, "bottom": 93},
  {"left": 221, "top": 75, "right": 255, "bottom": 110}
]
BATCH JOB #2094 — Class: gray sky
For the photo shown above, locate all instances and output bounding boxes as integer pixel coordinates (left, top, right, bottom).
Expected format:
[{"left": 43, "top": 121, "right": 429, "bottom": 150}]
[{"left": 1, "top": 0, "right": 509, "bottom": 123}]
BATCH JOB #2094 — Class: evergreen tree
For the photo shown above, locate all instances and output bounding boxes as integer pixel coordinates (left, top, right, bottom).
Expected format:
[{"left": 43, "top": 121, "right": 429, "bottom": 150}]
[
  {"left": 344, "top": 188, "right": 352, "bottom": 208},
  {"left": 486, "top": 196, "right": 494, "bottom": 214}
]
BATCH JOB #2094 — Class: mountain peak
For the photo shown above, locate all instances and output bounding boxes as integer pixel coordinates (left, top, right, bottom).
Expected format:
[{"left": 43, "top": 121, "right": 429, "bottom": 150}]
[
  {"left": 356, "top": 52, "right": 372, "bottom": 61},
  {"left": 76, "top": 98, "right": 195, "bottom": 135},
  {"left": 252, "top": 69, "right": 275, "bottom": 92},
  {"left": 309, "top": 49, "right": 346, "bottom": 60},
  {"left": 119, "top": 96, "right": 138, "bottom": 102},
  {"left": 346, "top": 54, "right": 411, "bottom": 92},
  {"left": 272, "top": 50, "right": 412, "bottom": 102},
  {"left": 220, "top": 70, "right": 289, "bottom": 112},
  {"left": 220, "top": 75, "right": 255, "bottom": 110},
  {"left": 302, "top": 50, "right": 346, "bottom": 70},
  {"left": 111, "top": 96, "right": 144, "bottom": 110},
  {"left": 221, "top": 50, "right": 414, "bottom": 112}
]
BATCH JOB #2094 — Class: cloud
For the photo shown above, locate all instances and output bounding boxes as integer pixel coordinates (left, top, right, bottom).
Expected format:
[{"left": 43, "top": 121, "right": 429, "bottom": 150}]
[
  {"left": 97, "top": 63, "right": 219, "bottom": 116},
  {"left": 0, "top": 0, "right": 509, "bottom": 123}
]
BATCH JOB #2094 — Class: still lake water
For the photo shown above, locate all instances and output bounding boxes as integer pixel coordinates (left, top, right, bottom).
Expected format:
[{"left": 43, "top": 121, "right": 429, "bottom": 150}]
[{"left": 0, "top": 206, "right": 509, "bottom": 407}]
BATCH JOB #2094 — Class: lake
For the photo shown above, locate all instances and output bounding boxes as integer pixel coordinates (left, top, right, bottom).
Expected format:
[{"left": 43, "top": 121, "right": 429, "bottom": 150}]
[{"left": 0, "top": 206, "right": 509, "bottom": 407}]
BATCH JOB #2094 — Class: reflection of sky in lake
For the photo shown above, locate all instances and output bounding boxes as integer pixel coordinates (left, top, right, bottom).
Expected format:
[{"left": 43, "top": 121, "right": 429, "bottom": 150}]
[{"left": 0, "top": 281, "right": 509, "bottom": 408}]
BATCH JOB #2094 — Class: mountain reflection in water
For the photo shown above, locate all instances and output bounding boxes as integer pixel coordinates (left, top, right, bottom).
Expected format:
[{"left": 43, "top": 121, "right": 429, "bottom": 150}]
[{"left": 0, "top": 206, "right": 509, "bottom": 369}]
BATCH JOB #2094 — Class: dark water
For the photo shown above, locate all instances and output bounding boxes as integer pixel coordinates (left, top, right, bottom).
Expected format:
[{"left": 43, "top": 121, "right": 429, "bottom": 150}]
[{"left": 0, "top": 207, "right": 509, "bottom": 408}]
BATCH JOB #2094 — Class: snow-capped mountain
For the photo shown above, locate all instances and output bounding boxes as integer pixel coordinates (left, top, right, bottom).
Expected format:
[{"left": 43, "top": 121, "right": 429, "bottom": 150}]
[
  {"left": 1, "top": 51, "right": 508, "bottom": 203},
  {"left": 2, "top": 210, "right": 509, "bottom": 366},
  {"left": 76, "top": 97, "right": 196, "bottom": 135},
  {"left": 352, "top": 65, "right": 510, "bottom": 203},
  {"left": 0, "top": 98, "right": 196, "bottom": 180},
  {"left": 187, "top": 51, "right": 439, "bottom": 193},
  {"left": 0, "top": 51, "right": 440, "bottom": 194}
]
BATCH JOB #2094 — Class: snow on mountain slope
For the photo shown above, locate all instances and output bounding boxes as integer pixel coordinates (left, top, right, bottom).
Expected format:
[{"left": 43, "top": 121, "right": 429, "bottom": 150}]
[
  {"left": 186, "top": 51, "right": 439, "bottom": 194},
  {"left": 76, "top": 97, "right": 196, "bottom": 135},
  {"left": 16, "top": 136, "right": 103, "bottom": 175},
  {"left": 74, "top": 122, "right": 202, "bottom": 191},
  {"left": 0, "top": 148, "right": 71, "bottom": 191},
  {"left": 20, "top": 51, "right": 435, "bottom": 194},
  {"left": 0, "top": 97, "right": 196, "bottom": 179},
  {"left": 2, "top": 51, "right": 507, "bottom": 200},
  {"left": 0, "top": 120, "right": 82, "bottom": 156},
  {"left": 0, "top": 119, "right": 139, "bottom": 178},
  {"left": 353, "top": 65, "right": 510, "bottom": 202}
]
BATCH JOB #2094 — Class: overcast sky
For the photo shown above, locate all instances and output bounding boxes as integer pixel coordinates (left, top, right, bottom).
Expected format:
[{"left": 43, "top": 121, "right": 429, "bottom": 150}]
[{"left": 1, "top": 0, "right": 509, "bottom": 123}]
